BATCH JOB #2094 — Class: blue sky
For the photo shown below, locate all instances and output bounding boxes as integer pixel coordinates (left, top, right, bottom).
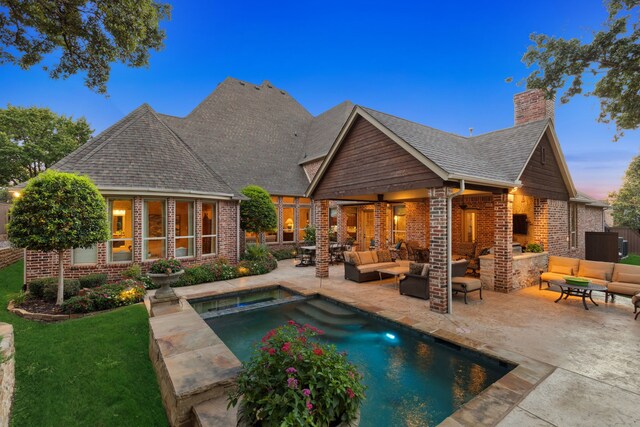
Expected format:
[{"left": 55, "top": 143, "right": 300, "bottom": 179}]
[{"left": 1, "top": 0, "right": 637, "bottom": 199}]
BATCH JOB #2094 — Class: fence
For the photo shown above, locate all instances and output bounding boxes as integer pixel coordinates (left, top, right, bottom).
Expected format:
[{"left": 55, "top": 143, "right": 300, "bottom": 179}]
[{"left": 609, "top": 227, "right": 640, "bottom": 255}]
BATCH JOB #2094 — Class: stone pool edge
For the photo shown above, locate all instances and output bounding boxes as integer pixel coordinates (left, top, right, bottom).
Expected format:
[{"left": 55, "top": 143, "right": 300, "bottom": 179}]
[{"left": 149, "top": 281, "right": 555, "bottom": 426}]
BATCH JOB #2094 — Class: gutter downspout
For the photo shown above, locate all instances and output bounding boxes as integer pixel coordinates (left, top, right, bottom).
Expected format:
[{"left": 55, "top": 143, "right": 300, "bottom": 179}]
[{"left": 447, "top": 180, "right": 465, "bottom": 315}]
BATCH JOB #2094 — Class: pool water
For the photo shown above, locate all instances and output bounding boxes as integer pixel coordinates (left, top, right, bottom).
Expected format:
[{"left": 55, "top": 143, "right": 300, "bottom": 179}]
[
  {"left": 205, "top": 297, "right": 511, "bottom": 426},
  {"left": 190, "top": 287, "right": 300, "bottom": 319}
]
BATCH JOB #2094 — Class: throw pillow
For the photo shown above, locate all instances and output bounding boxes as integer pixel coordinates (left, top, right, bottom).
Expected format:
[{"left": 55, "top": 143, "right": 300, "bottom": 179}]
[
  {"left": 577, "top": 265, "right": 608, "bottom": 281},
  {"left": 371, "top": 250, "right": 379, "bottom": 263},
  {"left": 616, "top": 272, "right": 640, "bottom": 285},
  {"left": 377, "top": 250, "right": 392, "bottom": 263},
  {"left": 349, "top": 252, "right": 361, "bottom": 266},
  {"left": 409, "top": 262, "right": 425, "bottom": 275},
  {"left": 357, "top": 251, "right": 374, "bottom": 265},
  {"left": 550, "top": 264, "right": 572, "bottom": 276},
  {"left": 421, "top": 264, "right": 430, "bottom": 276}
]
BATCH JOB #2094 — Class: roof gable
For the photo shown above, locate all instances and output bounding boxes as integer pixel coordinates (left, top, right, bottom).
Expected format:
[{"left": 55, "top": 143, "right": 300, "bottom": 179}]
[{"left": 301, "top": 100, "right": 353, "bottom": 163}]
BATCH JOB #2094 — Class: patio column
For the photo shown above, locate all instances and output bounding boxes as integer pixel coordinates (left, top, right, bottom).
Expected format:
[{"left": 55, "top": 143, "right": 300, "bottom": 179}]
[
  {"left": 533, "top": 197, "right": 549, "bottom": 251},
  {"left": 133, "top": 197, "right": 144, "bottom": 263},
  {"left": 315, "top": 199, "right": 329, "bottom": 278},
  {"left": 429, "top": 187, "right": 450, "bottom": 313},
  {"left": 493, "top": 193, "right": 513, "bottom": 293},
  {"left": 374, "top": 202, "right": 388, "bottom": 249}
]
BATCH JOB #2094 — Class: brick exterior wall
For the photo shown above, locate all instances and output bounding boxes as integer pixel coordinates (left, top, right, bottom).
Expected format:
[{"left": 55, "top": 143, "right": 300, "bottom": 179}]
[
  {"left": 514, "top": 89, "right": 555, "bottom": 125},
  {"left": 428, "top": 187, "right": 450, "bottom": 313},
  {"left": 302, "top": 159, "right": 324, "bottom": 182},
  {"left": 572, "top": 204, "right": 605, "bottom": 259},
  {"left": 405, "top": 201, "right": 429, "bottom": 247},
  {"left": 547, "top": 199, "right": 569, "bottom": 257},
  {"left": 373, "top": 202, "right": 388, "bottom": 249},
  {"left": 534, "top": 197, "right": 549, "bottom": 251},
  {"left": 493, "top": 193, "right": 513, "bottom": 293},
  {"left": 451, "top": 195, "right": 494, "bottom": 254},
  {"left": 314, "top": 200, "right": 329, "bottom": 278},
  {"left": 25, "top": 196, "right": 239, "bottom": 283},
  {"left": 0, "top": 248, "right": 22, "bottom": 270}
]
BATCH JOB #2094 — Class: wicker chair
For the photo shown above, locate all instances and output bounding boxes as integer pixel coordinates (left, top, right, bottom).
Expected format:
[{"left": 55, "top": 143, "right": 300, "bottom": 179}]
[{"left": 399, "top": 268, "right": 430, "bottom": 300}]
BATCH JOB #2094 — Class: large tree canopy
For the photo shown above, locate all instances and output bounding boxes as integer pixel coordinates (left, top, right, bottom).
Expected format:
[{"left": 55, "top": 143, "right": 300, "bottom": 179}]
[
  {"left": 0, "top": 0, "right": 171, "bottom": 94},
  {"left": 0, "top": 105, "right": 92, "bottom": 185},
  {"left": 523, "top": 0, "right": 640, "bottom": 141},
  {"left": 609, "top": 153, "right": 640, "bottom": 229},
  {"left": 8, "top": 170, "right": 109, "bottom": 304}
]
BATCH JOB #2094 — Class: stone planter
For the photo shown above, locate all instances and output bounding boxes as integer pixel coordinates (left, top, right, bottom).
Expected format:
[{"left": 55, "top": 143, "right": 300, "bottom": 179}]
[
  {"left": 148, "top": 270, "right": 184, "bottom": 302},
  {"left": 237, "top": 400, "right": 359, "bottom": 427}
]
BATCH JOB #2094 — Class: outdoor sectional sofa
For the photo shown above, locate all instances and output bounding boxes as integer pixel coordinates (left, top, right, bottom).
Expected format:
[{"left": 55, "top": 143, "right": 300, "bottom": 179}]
[
  {"left": 343, "top": 250, "right": 410, "bottom": 282},
  {"left": 540, "top": 255, "right": 640, "bottom": 302}
]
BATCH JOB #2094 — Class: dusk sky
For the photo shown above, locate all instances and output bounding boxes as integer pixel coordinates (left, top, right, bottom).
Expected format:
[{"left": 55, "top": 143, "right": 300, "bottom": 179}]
[{"left": 1, "top": 0, "right": 638, "bottom": 199}]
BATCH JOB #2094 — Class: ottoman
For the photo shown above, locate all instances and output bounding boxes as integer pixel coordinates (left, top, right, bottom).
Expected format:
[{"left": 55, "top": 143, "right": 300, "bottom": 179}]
[{"left": 451, "top": 276, "right": 483, "bottom": 304}]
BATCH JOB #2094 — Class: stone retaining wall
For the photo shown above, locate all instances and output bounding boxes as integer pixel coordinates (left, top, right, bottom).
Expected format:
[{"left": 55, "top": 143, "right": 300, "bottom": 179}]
[
  {"left": 480, "top": 252, "right": 548, "bottom": 292},
  {"left": 0, "top": 248, "right": 22, "bottom": 270},
  {"left": 0, "top": 323, "right": 15, "bottom": 427}
]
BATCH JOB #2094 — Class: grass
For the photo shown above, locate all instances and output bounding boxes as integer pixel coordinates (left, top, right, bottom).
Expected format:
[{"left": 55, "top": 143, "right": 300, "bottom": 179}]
[
  {"left": 621, "top": 254, "right": 640, "bottom": 266},
  {"left": 0, "top": 261, "right": 167, "bottom": 426}
]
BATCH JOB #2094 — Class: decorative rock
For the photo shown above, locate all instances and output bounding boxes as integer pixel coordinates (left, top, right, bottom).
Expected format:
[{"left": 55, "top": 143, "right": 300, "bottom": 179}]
[{"left": 0, "top": 323, "right": 15, "bottom": 427}]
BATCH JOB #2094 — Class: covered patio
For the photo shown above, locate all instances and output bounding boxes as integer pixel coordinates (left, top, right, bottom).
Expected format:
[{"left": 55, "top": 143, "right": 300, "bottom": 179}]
[{"left": 306, "top": 107, "right": 574, "bottom": 314}]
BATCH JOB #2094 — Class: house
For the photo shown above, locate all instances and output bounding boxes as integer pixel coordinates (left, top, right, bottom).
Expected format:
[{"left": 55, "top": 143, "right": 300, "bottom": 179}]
[{"left": 22, "top": 78, "right": 606, "bottom": 313}]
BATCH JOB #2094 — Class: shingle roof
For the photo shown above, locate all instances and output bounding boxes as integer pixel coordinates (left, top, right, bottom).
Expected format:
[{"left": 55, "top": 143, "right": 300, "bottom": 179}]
[
  {"left": 574, "top": 191, "right": 609, "bottom": 207},
  {"left": 301, "top": 100, "right": 353, "bottom": 163},
  {"left": 52, "top": 104, "right": 236, "bottom": 196},
  {"left": 162, "top": 77, "right": 315, "bottom": 196},
  {"left": 361, "top": 107, "right": 549, "bottom": 183}
]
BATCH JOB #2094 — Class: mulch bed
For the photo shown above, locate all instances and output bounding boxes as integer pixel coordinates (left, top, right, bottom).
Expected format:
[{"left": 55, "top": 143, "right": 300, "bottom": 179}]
[{"left": 16, "top": 299, "right": 64, "bottom": 315}]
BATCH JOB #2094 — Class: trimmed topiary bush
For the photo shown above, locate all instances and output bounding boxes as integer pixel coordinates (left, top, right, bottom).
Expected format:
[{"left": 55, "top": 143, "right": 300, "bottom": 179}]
[
  {"left": 42, "top": 279, "right": 80, "bottom": 303},
  {"left": 79, "top": 273, "right": 108, "bottom": 288},
  {"left": 28, "top": 277, "right": 57, "bottom": 299}
]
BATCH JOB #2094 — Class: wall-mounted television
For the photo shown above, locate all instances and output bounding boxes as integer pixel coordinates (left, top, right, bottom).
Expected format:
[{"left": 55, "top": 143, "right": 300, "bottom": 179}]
[{"left": 513, "top": 214, "right": 528, "bottom": 235}]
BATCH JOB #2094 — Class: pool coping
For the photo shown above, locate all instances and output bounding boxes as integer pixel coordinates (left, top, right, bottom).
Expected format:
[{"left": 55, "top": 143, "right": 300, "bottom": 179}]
[{"left": 177, "top": 281, "right": 556, "bottom": 426}]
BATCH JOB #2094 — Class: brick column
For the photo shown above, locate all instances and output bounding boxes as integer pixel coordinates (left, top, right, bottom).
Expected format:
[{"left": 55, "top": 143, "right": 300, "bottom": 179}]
[
  {"left": 195, "top": 200, "right": 203, "bottom": 259},
  {"left": 337, "top": 206, "right": 349, "bottom": 244},
  {"left": 429, "top": 187, "right": 450, "bottom": 313},
  {"left": 406, "top": 201, "right": 428, "bottom": 246},
  {"left": 218, "top": 200, "right": 239, "bottom": 263},
  {"left": 133, "top": 197, "right": 143, "bottom": 263},
  {"left": 315, "top": 199, "right": 329, "bottom": 278},
  {"left": 493, "top": 193, "right": 513, "bottom": 293},
  {"left": 167, "top": 198, "right": 176, "bottom": 258},
  {"left": 533, "top": 197, "right": 549, "bottom": 251},
  {"left": 374, "top": 202, "right": 388, "bottom": 249}
]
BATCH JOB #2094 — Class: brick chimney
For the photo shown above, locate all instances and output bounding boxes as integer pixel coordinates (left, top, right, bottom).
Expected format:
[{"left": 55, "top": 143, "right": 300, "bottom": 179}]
[{"left": 514, "top": 89, "right": 555, "bottom": 125}]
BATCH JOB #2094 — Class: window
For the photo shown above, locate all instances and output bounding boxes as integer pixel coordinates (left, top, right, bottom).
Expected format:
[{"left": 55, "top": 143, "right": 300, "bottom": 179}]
[
  {"left": 245, "top": 231, "right": 258, "bottom": 244},
  {"left": 299, "top": 197, "right": 311, "bottom": 204},
  {"left": 108, "top": 199, "right": 133, "bottom": 262},
  {"left": 202, "top": 202, "right": 217, "bottom": 255},
  {"left": 144, "top": 200, "right": 166, "bottom": 260},
  {"left": 569, "top": 203, "right": 578, "bottom": 249},
  {"left": 271, "top": 196, "right": 279, "bottom": 204},
  {"left": 462, "top": 210, "right": 477, "bottom": 243},
  {"left": 392, "top": 205, "right": 406, "bottom": 244},
  {"left": 72, "top": 245, "right": 97, "bottom": 265},
  {"left": 265, "top": 197, "right": 278, "bottom": 243},
  {"left": 282, "top": 196, "right": 295, "bottom": 204},
  {"left": 298, "top": 207, "right": 311, "bottom": 241},
  {"left": 329, "top": 207, "right": 338, "bottom": 241},
  {"left": 175, "top": 201, "right": 194, "bottom": 258},
  {"left": 345, "top": 207, "right": 357, "bottom": 240},
  {"left": 282, "top": 206, "right": 295, "bottom": 242}
]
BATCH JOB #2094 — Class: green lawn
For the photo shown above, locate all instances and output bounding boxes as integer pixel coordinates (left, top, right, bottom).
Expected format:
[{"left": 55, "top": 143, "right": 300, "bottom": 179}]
[
  {"left": 0, "top": 261, "right": 167, "bottom": 427},
  {"left": 621, "top": 254, "right": 640, "bottom": 266}
]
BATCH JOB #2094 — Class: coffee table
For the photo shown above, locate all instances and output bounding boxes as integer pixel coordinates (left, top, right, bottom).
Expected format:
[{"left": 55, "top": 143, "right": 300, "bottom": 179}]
[
  {"left": 549, "top": 279, "right": 608, "bottom": 310},
  {"left": 377, "top": 266, "right": 410, "bottom": 289}
]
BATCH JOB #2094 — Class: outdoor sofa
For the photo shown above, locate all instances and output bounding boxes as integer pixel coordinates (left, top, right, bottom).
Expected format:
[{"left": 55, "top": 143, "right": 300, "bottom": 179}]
[
  {"left": 343, "top": 249, "right": 409, "bottom": 283},
  {"left": 540, "top": 255, "right": 640, "bottom": 302}
]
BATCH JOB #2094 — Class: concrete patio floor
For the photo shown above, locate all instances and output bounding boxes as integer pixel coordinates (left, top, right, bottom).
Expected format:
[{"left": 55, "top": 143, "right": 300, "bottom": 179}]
[{"left": 172, "top": 260, "right": 640, "bottom": 426}]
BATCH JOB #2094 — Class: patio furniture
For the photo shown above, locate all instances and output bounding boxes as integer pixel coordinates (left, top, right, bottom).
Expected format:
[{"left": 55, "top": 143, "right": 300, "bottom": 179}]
[
  {"left": 414, "top": 247, "right": 430, "bottom": 263},
  {"left": 377, "top": 265, "right": 410, "bottom": 289},
  {"left": 399, "top": 263, "right": 430, "bottom": 300},
  {"left": 329, "top": 244, "right": 345, "bottom": 265},
  {"left": 451, "top": 259, "right": 483, "bottom": 304},
  {"left": 296, "top": 245, "right": 316, "bottom": 267},
  {"left": 406, "top": 241, "right": 421, "bottom": 261},
  {"left": 343, "top": 249, "right": 407, "bottom": 282},
  {"left": 549, "top": 279, "right": 607, "bottom": 310},
  {"left": 633, "top": 292, "right": 640, "bottom": 320}
]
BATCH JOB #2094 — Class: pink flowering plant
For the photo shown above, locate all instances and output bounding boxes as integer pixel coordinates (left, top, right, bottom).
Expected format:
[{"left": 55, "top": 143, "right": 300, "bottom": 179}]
[{"left": 229, "top": 321, "right": 365, "bottom": 426}]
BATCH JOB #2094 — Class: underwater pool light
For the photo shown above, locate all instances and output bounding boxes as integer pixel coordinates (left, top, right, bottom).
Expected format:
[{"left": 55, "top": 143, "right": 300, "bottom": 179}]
[{"left": 385, "top": 333, "right": 396, "bottom": 340}]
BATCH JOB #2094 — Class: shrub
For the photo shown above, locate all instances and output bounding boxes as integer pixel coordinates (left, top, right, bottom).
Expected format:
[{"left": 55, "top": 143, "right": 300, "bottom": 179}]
[
  {"left": 229, "top": 321, "right": 365, "bottom": 426},
  {"left": 42, "top": 279, "right": 80, "bottom": 303},
  {"left": 61, "top": 282, "right": 145, "bottom": 314},
  {"left": 302, "top": 225, "right": 316, "bottom": 245},
  {"left": 210, "top": 259, "right": 238, "bottom": 281},
  {"left": 175, "top": 265, "right": 216, "bottom": 287},
  {"left": 242, "top": 244, "right": 271, "bottom": 261},
  {"left": 148, "top": 258, "right": 183, "bottom": 274},
  {"left": 28, "top": 277, "right": 57, "bottom": 299},
  {"left": 78, "top": 273, "right": 108, "bottom": 288},
  {"left": 122, "top": 264, "right": 143, "bottom": 279},
  {"left": 270, "top": 247, "right": 298, "bottom": 261},
  {"left": 61, "top": 295, "right": 93, "bottom": 314}
]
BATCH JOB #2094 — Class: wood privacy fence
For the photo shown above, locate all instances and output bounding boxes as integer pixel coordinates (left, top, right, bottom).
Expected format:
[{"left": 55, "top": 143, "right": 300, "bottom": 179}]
[{"left": 610, "top": 227, "right": 640, "bottom": 255}]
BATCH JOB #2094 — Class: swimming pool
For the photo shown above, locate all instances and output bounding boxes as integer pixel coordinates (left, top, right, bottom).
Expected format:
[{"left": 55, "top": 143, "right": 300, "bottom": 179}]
[{"left": 202, "top": 292, "right": 512, "bottom": 426}]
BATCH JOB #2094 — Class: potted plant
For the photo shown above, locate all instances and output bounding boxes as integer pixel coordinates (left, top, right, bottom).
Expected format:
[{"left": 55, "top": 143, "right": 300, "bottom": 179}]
[
  {"left": 229, "top": 321, "right": 365, "bottom": 426},
  {"left": 147, "top": 258, "right": 184, "bottom": 300}
]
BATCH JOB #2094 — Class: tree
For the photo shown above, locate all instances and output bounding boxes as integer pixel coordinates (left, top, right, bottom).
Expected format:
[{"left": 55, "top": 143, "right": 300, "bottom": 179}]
[
  {"left": 239, "top": 185, "right": 277, "bottom": 245},
  {"left": 0, "top": 0, "right": 171, "bottom": 94},
  {"left": 609, "top": 153, "right": 640, "bottom": 229},
  {"left": 0, "top": 105, "right": 92, "bottom": 186},
  {"left": 8, "top": 170, "right": 109, "bottom": 305},
  {"left": 522, "top": 0, "right": 640, "bottom": 141}
]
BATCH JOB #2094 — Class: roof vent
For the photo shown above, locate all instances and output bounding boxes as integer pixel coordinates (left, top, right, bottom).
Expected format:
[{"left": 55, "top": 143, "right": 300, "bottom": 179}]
[
  {"left": 469, "top": 128, "right": 473, "bottom": 137},
  {"left": 255, "top": 86, "right": 261, "bottom": 90},
  {"left": 239, "top": 81, "right": 245, "bottom": 86},
  {"left": 280, "top": 90, "right": 286, "bottom": 95}
]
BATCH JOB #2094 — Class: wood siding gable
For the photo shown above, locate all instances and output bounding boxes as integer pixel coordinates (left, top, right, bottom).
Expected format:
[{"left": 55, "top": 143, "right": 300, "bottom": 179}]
[
  {"left": 312, "top": 116, "right": 443, "bottom": 199},
  {"left": 519, "top": 133, "right": 570, "bottom": 200}
]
